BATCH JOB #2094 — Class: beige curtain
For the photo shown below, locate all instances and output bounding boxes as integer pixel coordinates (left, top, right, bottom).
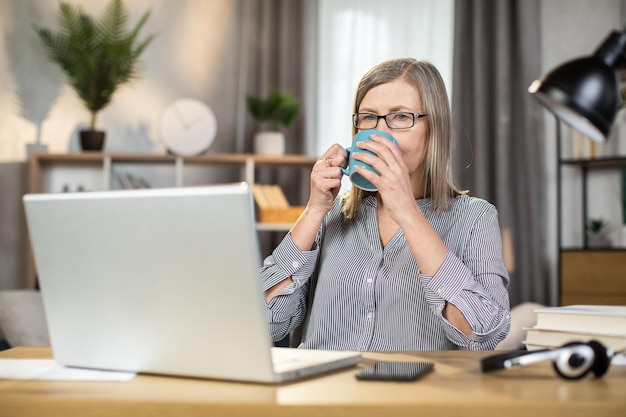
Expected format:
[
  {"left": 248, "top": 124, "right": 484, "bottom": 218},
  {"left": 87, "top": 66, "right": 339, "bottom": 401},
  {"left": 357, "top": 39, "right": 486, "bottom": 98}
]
[
  {"left": 238, "top": 0, "right": 314, "bottom": 256},
  {"left": 452, "top": 0, "right": 549, "bottom": 306},
  {"left": 239, "top": 0, "right": 309, "bottom": 156},
  {"left": 0, "top": 163, "right": 29, "bottom": 289}
]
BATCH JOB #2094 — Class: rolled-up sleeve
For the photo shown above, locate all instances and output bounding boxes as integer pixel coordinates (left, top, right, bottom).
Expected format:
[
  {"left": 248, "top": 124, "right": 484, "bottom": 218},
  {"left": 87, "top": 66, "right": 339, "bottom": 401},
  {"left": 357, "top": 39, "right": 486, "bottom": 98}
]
[
  {"left": 260, "top": 234, "right": 319, "bottom": 341},
  {"left": 421, "top": 208, "right": 511, "bottom": 350}
]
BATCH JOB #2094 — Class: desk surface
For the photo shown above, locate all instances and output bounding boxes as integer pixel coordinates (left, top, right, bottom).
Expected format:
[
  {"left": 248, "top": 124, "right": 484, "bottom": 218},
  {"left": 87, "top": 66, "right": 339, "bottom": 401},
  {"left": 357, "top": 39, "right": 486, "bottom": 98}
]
[{"left": 1, "top": 347, "right": 624, "bottom": 417}]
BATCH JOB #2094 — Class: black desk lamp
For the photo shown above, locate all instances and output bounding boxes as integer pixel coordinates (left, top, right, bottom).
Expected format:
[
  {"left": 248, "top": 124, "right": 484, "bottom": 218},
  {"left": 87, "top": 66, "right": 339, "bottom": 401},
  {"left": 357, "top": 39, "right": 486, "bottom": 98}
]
[{"left": 528, "top": 28, "right": 626, "bottom": 141}]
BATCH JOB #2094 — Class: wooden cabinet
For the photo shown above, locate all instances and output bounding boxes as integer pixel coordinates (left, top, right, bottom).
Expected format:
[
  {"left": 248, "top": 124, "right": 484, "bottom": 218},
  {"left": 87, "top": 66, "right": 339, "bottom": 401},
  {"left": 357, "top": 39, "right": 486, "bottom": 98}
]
[
  {"left": 561, "top": 250, "right": 626, "bottom": 305},
  {"left": 26, "top": 152, "right": 318, "bottom": 288}
]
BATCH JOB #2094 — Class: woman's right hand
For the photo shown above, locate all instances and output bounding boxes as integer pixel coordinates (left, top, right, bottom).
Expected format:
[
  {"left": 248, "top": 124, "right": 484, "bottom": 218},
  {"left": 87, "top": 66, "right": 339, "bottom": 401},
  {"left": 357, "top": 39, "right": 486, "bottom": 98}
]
[
  {"left": 307, "top": 144, "right": 347, "bottom": 216},
  {"left": 283, "top": 144, "right": 347, "bottom": 253}
]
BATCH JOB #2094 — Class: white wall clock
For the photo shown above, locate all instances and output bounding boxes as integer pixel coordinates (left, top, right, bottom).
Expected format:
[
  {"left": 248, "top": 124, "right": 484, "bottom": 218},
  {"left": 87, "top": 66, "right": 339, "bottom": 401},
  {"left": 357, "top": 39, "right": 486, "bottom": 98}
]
[{"left": 160, "top": 98, "right": 218, "bottom": 156}]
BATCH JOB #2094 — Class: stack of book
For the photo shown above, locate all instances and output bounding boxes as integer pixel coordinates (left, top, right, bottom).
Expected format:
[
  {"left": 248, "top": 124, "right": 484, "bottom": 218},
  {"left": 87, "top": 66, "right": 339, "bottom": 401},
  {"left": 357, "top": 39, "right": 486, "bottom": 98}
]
[
  {"left": 524, "top": 305, "right": 626, "bottom": 352},
  {"left": 252, "top": 184, "right": 304, "bottom": 224}
]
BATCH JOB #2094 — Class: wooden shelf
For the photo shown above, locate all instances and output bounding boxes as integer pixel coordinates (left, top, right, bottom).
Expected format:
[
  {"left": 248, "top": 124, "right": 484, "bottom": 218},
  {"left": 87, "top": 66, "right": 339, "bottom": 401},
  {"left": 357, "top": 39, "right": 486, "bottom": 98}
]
[
  {"left": 28, "top": 152, "right": 317, "bottom": 165},
  {"left": 28, "top": 152, "right": 318, "bottom": 193},
  {"left": 560, "top": 156, "right": 626, "bottom": 169},
  {"left": 558, "top": 154, "right": 626, "bottom": 305}
]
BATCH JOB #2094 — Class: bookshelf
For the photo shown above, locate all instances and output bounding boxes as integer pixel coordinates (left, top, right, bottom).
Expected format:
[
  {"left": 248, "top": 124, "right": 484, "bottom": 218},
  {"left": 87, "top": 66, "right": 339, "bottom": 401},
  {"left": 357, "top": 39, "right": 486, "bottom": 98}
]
[
  {"left": 28, "top": 153, "right": 318, "bottom": 193},
  {"left": 558, "top": 155, "right": 626, "bottom": 305},
  {"left": 26, "top": 152, "right": 318, "bottom": 289}
]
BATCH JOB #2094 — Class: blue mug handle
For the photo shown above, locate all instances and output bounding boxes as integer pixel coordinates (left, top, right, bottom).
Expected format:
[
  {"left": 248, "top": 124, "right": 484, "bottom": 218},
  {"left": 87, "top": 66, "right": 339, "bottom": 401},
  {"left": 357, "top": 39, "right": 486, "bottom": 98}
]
[{"left": 340, "top": 147, "right": 353, "bottom": 176}]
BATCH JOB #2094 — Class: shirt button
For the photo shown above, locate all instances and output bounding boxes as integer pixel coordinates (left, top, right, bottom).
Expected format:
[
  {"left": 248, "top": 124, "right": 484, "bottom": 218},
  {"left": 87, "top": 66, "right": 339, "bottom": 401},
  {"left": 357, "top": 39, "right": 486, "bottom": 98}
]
[
  {"left": 366, "top": 278, "right": 373, "bottom": 284},
  {"left": 367, "top": 312, "right": 374, "bottom": 319},
  {"left": 291, "top": 261, "right": 300, "bottom": 268}
]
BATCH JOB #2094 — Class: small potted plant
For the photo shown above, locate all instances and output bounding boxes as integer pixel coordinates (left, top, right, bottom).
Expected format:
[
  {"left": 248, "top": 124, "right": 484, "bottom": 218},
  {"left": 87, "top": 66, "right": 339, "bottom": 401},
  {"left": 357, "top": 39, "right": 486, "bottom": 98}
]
[
  {"left": 246, "top": 88, "right": 299, "bottom": 155},
  {"left": 586, "top": 217, "right": 611, "bottom": 248},
  {"left": 34, "top": 0, "right": 153, "bottom": 151}
]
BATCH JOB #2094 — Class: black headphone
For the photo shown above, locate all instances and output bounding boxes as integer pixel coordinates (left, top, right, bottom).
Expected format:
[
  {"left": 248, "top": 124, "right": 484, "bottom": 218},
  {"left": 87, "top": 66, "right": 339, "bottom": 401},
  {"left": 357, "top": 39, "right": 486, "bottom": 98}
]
[{"left": 481, "top": 340, "right": 614, "bottom": 380}]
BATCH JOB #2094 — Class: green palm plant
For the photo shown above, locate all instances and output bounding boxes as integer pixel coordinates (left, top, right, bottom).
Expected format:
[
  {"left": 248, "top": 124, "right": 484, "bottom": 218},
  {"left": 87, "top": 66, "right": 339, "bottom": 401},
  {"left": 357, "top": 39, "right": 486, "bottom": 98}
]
[
  {"left": 246, "top": 88, "right": 299, "bottom": 132},
  {"left": 34, "top": 0, "right": 153, "bottom": 133},
  {"left": 586, "top": 218, "right": 608, "bottom": 234}
]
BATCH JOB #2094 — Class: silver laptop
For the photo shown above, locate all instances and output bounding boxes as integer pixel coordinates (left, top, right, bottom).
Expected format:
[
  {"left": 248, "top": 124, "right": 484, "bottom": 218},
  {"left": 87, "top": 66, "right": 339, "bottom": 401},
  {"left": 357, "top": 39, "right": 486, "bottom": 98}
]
[{"left": 23, "top": 183, "right": 361, "bottom": 383}]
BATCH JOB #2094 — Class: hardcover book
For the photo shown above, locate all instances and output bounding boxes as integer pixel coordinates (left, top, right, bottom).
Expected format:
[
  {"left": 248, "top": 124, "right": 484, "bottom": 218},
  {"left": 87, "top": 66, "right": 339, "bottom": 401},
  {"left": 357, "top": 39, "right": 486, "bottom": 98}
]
[
  {"left": 533, "top": 305, "right": 626, "bottom": 336},
  {"left": 524, "top": 327, "right": 626, "bottom": 351}
]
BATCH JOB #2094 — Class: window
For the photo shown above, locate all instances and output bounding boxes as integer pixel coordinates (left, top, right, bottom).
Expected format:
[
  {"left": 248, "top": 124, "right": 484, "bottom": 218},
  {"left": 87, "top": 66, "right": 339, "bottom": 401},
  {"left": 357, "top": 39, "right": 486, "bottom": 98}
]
[{"left": 313, "top": 0, "right": 454, "bottom": 155}]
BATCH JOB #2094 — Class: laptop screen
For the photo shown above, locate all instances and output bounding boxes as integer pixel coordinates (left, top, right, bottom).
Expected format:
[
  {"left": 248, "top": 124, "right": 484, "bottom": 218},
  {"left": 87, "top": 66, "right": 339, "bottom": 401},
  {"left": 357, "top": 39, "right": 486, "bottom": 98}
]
[{"left": 24, "top": 183, "right": 280, "bottom": 381}]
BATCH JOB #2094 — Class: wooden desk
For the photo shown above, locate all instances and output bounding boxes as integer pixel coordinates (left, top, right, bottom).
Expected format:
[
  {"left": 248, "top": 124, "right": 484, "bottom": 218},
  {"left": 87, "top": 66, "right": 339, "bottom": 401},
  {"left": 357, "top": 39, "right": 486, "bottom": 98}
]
[{"left": 1, "top": 347, "right": 624, "bottom": 417}]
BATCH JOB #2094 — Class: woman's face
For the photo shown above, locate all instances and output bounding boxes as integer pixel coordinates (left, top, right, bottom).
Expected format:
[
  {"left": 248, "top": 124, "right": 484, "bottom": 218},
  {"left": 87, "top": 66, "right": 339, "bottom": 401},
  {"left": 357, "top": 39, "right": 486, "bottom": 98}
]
[{"left": 357, "top": 78, "right": 428, "bottom": 184}]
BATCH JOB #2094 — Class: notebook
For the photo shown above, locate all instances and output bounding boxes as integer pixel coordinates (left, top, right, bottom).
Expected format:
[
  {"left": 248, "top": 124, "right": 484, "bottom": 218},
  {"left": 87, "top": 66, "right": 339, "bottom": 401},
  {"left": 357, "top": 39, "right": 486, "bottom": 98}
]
[{"left": 23, "top": 183, "right": 361, "bottom": 383}]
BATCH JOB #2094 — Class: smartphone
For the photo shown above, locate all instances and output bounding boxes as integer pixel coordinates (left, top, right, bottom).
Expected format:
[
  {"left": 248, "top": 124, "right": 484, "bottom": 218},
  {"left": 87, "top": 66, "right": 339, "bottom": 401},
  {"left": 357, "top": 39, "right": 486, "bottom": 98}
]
[{"left": 355, "top": 361, "right": 434, "bottom": 381}]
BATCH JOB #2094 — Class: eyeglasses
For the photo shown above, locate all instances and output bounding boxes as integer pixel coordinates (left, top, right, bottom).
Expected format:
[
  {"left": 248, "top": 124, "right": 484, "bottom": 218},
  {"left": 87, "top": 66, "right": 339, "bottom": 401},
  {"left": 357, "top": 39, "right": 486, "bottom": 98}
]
[{"left": 352, "top": 112, "right": 428, "bottom": 130}]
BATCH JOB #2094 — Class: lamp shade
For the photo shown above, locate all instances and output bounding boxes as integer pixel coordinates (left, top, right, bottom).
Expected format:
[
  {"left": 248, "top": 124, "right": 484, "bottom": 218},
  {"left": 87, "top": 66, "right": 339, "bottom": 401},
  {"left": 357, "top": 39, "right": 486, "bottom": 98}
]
[{"left": 529, "top": 30, "right": 626, "bottom": 143}]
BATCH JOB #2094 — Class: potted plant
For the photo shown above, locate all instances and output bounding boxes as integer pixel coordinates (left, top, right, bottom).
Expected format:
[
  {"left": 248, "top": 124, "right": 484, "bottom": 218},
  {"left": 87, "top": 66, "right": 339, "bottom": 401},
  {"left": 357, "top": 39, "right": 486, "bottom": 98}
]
[
  {"left": 33, "top": 0, "right": 153, "bottom": 151},
  {"left": 586, "top": 217, "right": 611, "bottom": 248},
  {"left": 246, "top": 88, "right": 299, "bottom": 155}
]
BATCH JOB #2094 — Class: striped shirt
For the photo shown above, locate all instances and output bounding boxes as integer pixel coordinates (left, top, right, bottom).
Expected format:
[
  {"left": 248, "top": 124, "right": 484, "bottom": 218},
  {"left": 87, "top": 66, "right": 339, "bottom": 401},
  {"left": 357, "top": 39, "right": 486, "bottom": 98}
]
[{"left": 260, "top": 194, "right": 511, "bottom": 351}]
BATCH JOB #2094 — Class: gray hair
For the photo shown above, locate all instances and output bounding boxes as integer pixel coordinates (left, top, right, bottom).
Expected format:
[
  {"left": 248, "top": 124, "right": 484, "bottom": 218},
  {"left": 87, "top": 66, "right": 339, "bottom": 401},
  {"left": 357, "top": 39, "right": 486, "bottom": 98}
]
[{"left": 342, "top": 58, "right": 464, "bottom": 218}]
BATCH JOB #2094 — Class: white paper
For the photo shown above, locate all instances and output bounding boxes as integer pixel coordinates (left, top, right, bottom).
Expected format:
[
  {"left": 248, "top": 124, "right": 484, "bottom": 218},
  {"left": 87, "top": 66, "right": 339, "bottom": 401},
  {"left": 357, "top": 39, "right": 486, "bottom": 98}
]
[{"left": 0, "top": 359, "right": 136, "bottom": 381}]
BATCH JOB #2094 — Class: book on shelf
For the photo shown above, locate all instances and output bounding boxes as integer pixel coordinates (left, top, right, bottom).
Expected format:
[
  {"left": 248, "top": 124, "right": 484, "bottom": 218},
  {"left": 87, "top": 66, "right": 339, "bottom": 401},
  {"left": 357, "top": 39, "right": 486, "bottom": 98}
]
[
  {"left": 265, "top": 185, "right": 290, "bottom": 208},
  {"left": 252, "top": 184, "right": 304, "bottom": 224},
  {"left": 524, "top": 327, "right": 626, "bottom": 351},
  {"left": 252, "top": 184, "right": 274, "bottom": 209},
  {"left": 532, "top": 305, "right": 626, "bottom": 336},
  {"left": 252, "top": 184, "right": 291, "bottom": 209}
]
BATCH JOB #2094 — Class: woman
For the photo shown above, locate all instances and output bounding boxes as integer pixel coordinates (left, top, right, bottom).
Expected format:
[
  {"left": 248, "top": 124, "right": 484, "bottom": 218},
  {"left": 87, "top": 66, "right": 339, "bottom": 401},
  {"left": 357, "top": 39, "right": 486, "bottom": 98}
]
[{"left": 260, "top": 58, "right": 510, "bottom": 351}]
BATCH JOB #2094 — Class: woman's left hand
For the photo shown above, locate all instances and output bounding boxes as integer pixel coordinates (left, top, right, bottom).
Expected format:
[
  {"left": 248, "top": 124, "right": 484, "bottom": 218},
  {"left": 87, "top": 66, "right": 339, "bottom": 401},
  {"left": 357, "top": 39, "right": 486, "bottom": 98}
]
[{"left": 353, "top": 134, "right": 419, "bottom": 224}]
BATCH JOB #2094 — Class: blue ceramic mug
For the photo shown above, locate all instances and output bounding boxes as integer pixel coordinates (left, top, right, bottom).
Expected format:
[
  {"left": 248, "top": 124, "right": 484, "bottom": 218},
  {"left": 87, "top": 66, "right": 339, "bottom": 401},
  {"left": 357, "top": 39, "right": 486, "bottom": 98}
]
[{"left": 341, "top": 129, "right": 398, "bottom": 191}]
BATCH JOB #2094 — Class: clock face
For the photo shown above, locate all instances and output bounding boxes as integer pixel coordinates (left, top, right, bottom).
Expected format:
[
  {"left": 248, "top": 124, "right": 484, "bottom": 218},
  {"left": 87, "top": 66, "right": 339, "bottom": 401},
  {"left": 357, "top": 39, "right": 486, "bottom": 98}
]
[{"left": 160, "top": 98, "right": 218, "bottom": 156}]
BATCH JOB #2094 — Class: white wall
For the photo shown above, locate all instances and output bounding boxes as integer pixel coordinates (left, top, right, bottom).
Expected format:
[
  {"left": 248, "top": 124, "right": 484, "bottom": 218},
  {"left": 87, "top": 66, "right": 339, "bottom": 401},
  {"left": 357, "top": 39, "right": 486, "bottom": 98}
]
[{"left": 0, "top": 0, "right": 243, "bottom": 162}]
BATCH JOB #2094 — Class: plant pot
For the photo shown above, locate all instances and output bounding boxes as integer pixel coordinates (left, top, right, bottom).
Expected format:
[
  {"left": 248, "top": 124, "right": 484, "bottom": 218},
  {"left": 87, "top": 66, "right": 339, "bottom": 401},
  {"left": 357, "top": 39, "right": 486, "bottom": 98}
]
[
  {"left": 80, "top": 130, "right": 105, "bottom": 152},
  {"left": 587, "top": 231, "right": 611, "bottom": 248},
  {"left": 254, "top": 131, "right": 285, "bottom": 155},
  {"left": 26, "top": 143, "right": 48, "bottom": 159}
]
